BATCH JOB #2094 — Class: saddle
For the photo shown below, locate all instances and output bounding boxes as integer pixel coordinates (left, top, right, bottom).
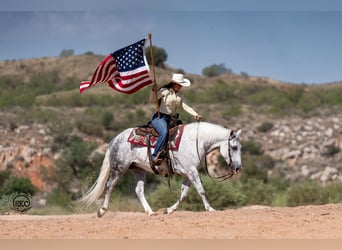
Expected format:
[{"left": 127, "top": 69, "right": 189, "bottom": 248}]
[
  {"left": 135, "top": 113, "right": 182, "bottom": 137},
  {"left": 135, "top": 122, "right": 180, "bottom": 138},
  {"left": 133, "top": 116, "right": 183, "bottom": 176}
]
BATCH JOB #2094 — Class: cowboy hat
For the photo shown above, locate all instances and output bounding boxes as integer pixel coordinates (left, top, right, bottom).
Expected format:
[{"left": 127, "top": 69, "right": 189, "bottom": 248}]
[{"left": 170, "top": 73, "right": 191, "bottom": 87}]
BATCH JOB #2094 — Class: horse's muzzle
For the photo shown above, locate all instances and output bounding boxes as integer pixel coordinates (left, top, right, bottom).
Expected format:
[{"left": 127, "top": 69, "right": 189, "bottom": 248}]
[{"left": 231, "top": 163, "right": 242, "bottom": 175}]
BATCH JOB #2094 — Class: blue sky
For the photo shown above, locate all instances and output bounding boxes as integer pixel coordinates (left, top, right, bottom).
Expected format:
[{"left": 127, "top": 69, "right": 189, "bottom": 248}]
[{"left": 1, "top": 0, "right": 342, "bottom": 84}]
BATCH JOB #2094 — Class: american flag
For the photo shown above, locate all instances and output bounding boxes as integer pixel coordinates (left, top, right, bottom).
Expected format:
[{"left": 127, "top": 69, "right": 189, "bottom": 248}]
[{"left": 80, "top": 38, "right": 153, "bottom": 94}]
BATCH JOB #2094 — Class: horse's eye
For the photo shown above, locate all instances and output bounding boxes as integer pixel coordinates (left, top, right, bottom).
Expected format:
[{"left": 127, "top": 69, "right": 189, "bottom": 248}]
[{"left": 231, "top": 146, "right": 238, "bottom": 151}]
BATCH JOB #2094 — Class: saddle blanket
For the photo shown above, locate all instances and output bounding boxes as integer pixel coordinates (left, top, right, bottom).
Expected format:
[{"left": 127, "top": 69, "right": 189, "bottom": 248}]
[{"left": 127, "top": 125, "right": 184, "bottom": 150}]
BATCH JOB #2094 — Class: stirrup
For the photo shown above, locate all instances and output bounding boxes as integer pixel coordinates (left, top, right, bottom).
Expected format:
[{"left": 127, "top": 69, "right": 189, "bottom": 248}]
[
  {"left": 153, "top": 158, "right": 163, "bottom": 166},
  {"left": 154, "top": 150, "right": 166, "bottom": 165}
]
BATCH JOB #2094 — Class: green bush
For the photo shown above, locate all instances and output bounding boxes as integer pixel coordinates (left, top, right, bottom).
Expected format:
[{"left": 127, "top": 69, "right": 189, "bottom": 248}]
[
  {"left": 101, "top": 111, "right": 114, "bottom": 129},
  {"left": 145, "top": 46, "right": 167, "bottom": 68},
  {"left": 286, "top": 181, "right": 342, "bottom": 206},
  {"left": 242, "top": 140, "right": 263, "bottom": 155},
  {"left": 323, "top": 145, "right": 340, "bottom": 156},
  {"left": 221, "top": 103, "right": 241, "bottom": 118},
  {"left": 1, "top": 176, "right": 36, "bottom": 196},
  {"left": 202, "top": 63, "right": 232, "bottom": 77},
  {"left": 323, "top": 88, "right": 342, "bottom": 106},
  {"left": 76, "top": 118, "right": 103, "bottom": 137},
  {"left": 0, "top": 170, "right": 11, "bottom": 188},
  {"left": 0, "top": 194, "right": 13, "bottom": 214},
  {"left": 320, "top": 182, "right": 342, "bottom": 203},
  {"left": 47, "top": 188, "right": 73, "bottom": 207},
  {"left": 257, "top": 121, "right": 274, "bottom": 133},
  {"left": 206, "top": 81, "right": 236, "bottom": 103},
  {"left": 286, "top": 181, "right": 324, "bottom": 206},
  {"left": 148, "top": 175, "right": 246, "bottom": 211},
  {"left": 242, "top": 178, "right": 275, "bottom": 205},
  {"left": 296, "top": 90, "right": 322, "bottom": 112},
  {"left": 239, "top": 156, "right": 268, "bottom": 183}
]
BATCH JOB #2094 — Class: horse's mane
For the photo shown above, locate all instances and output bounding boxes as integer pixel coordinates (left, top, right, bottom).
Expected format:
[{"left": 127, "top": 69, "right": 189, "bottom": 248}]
[{"left": 186, "top": 122, "right": 230, "bottom": 140}]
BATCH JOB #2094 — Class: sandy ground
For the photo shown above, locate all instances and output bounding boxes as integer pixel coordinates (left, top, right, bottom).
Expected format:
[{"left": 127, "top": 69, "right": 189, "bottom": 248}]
[{"left": 1, "top": 203, "right": 342, "bottom": 239}]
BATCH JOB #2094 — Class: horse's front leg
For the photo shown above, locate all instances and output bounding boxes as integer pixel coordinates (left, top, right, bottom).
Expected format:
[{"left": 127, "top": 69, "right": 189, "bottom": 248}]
[
  {"left": 130, "top": 168, "right": 155, "bottom": 216},
  {"left": 188, "top": 167, "right": 216, "bottom": 212},
  {"left": 165, "top": 177, "right": 191, "bottom": 214}
]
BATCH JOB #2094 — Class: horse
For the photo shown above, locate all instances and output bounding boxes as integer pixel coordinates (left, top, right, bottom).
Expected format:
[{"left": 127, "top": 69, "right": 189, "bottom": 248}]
[{"left": 80, "top": 121, "right": 242, "bottom": 217}]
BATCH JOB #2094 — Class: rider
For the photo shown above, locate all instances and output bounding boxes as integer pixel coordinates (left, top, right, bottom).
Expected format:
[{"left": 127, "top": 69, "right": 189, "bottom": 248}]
[{"left": 151, "top": 73, "right": 202, "bottom": 165}]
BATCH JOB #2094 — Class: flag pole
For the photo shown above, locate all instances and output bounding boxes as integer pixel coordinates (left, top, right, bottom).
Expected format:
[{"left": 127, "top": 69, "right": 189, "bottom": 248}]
[{"left": 148, "top": 33, "right": 160, "bottom": 116}]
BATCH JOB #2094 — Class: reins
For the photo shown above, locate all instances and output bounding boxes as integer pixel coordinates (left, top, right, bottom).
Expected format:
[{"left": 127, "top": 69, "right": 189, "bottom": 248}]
[{"left": 195, "top": 122, "right": 235, "bottom": 182}]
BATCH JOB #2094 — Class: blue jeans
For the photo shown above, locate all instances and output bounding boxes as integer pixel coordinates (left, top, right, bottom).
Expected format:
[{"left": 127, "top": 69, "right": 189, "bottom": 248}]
[{"left": 151, "top": 112, "right": 170, "bottom": 160}]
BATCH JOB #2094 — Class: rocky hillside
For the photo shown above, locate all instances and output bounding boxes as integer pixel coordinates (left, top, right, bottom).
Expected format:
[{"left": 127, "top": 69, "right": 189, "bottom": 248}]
[
  {"left": 1, "top": 55, "right": 342, "bottom": 193},
  {"left": 241, "top": 112, "right": 342, "bottom": 183},
  {"left": 2, "top": 109, "right": 342, "bottom": 192}
]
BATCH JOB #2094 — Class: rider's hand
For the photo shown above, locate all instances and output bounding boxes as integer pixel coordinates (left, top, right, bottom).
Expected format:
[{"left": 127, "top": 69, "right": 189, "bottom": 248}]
[{"left": 195, "top": 115, "right": 202, "bottom": 121}]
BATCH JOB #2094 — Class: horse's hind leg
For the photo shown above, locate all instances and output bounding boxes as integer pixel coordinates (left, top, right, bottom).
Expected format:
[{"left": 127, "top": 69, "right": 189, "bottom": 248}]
[
  {"left": 165, "top": 177, "right": 191, "bottom": 214},
  {"left": 130, "top": 167, "right": 154, "bottom": 215},
  {"left": 97, "top": 170, "right": 124, "bottom": 218}
]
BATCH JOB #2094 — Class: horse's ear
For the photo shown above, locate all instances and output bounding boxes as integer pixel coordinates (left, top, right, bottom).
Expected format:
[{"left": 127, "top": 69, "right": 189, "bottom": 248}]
[{"left": 236, "top": 129, "right": 241, "bottom": 137}]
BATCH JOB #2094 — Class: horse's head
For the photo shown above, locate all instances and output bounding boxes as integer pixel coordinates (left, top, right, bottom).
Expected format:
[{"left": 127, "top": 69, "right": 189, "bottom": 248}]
[
  {"left": 229, "top": 129, "right": 242, "bottom": 174},
  {"left": 220, "top": 129, "right": 242, "bottom": 175}
]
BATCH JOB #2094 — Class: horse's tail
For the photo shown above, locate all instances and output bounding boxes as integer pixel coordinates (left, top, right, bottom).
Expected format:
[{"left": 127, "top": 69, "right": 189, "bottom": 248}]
[{"left": 80, "top": 149, "right": 111, "bottom": 207}]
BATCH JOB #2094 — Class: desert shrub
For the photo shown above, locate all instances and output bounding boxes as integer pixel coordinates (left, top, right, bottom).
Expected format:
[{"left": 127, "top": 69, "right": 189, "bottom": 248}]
[
  {"left": 55, "top": 136, "right": 97, "bottom": 179},
  {"left": 287, "top": 85, "right": 305, "bottom": 104},
  {"left": 247, "top": 87, "right": 294, "bottom": 113},
  {"left": 205, "top": 81, "right": 236, "bottom": 103},
  {"left": 269, "top": 94, "right": 293, "bottom": 113},
  {"left": 28, "top": 107, "right": 59, "bottom": 123},
  {"left": 145, "top": 46, "right": 167, "bottom": 68},
  {"left": 126, "top": 109, "right": 148, "bottom": 126},
  {"left": 0, "top": 176, "right": 36, "bottom": 196},
  {"left": 320, "top": 182, "right": 342, "bottom": 203},
  {"left": 257, "top": 121, "right": 274, "bottom": 133},
  {"left": 286, "top": 181, "right": 342, "bottom": 207},
  {"left": 240, "top": 155, "right": 269, "bottom": 183},
  {"left": 221, "top": 103, "right": 241, "bottom": 118},
  {"left": 50, "top": 121, "right": 75, "bottom": 152},
  {"left": 267, "top": 175, "right": 290, "bottom": 193},
  {"left": 286, "top": 181, "right": 323, "bottom": 206},
  {"left": 149, "top": 175, "right": 246, "bottom": 211},
  {"left": 202, "top": 63, "right": 232, "bottom": 77},
  {"left": 108, "top": 192, "right": 143, "bottom": 212},
  {"left": 48, "top": 136, "right": 101, "bottom": 206},
  {"left": 47, "top": 188, "right": 73, "bottom": 207},
  {"left": 242, "top": 140, "right": 263, "bottom": 155},
  {"left": 321, "top": 88, "right": 342, "bottom": 106},
  {"left": 60, "top": 49, "right": 74, "bottom": 57},
  {"left": 102, "top": 111, "right": 114, "bottom": 129},
  {"left": 76, "top": 117, "right": 103, "bottom": 137},
  {"left": 241, "top": 178, "right": 275, "bottom": 205},
  {"left": 296, "top": 90, "right": 322, "bottom": 112},
  {"left": 0, "top": 194, "right": 13, "bottom": 214},
  {"left": 147, "top": 178, "right": 181, "bottom": 209},
  {"left": 196, "top": 177, "right": 246, "bottom": 209},
  {"left": 0, "top": 170, "right": 11, "bottom": 188},
  {"left": 323, "top": 145, "right": 340, "bottom": 156}
]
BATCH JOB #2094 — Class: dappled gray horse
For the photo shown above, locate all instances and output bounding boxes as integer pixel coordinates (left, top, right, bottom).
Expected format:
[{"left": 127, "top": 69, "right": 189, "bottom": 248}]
[{"left": 81, "top": 121, "right": 242, "bottom": 217}]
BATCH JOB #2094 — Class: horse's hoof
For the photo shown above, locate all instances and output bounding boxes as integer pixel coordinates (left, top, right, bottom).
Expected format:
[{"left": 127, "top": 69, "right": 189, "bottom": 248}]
[
  {"left": 208, "top": 207, "right": 216, "bottom": 212},
  {"left": 97, "top": 207, "right": 107, "bottom": 218},
  {"left": 164, "top": 208, "right": 174, "bottom": 214},
  {"left": 147, "top": 211, "right": 156, "bottom": 216}
]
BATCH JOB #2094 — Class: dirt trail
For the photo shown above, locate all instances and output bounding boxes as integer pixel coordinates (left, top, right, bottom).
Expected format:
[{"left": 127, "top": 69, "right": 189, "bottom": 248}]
[{"left": 1, "top": 204, "right": 342, "bottom": 239}]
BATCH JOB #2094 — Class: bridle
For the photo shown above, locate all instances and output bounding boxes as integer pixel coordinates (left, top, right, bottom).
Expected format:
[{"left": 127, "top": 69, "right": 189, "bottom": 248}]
[{"left": 196, "top": 122, "right": 238, "bottom": 182}]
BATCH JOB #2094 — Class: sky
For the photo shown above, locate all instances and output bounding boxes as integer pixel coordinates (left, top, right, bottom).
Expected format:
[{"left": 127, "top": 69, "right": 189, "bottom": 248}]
[{"left": 1, "top": 0, "right": 342, "bottom": 84}]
